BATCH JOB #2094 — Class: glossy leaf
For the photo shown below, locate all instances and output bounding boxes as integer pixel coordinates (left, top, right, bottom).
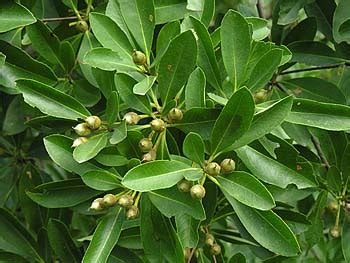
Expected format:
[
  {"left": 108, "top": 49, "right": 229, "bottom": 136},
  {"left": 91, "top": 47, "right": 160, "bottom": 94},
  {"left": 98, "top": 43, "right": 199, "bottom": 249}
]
[
  {"left": 83, "top": 207, "right": 125, "bottom": 263},
  {"left": 155, "top": 21, "right": 180, "bottom": 63},
  {"left": 217, "top": 172, "right": 275, "bottom": 210},
  {"left": 81, "top": 170, "right": 121, "bottom": 191},
  {"left": 185, "top": 68, "right": 206, "bottom": 109},
  {"left": 94, "top": 147, "right": 128, "bottom": 167},
  {"left": 0, "top": 3, "right": 36, "bottom": 33},
  {"left": 211, "top": 87, "right": 254, "bottom": 155},
  {"left": 133, "top": 75, "right": 157, "bottom": 95},
  {"left": 148, "top": 187, "right": 205, "bottom": 220},
  {"left": 224, "top": 192, "right": 300, "bottom": 256},
  {"left": 17, "top": 79, "right": 90, "bottom": 120},
  {"left": 236, "top": 146, "right": 317, "bottom": 189},
  {"left": 73, "top": 133, "right": 108, "bottom": 163},
  {"left": 175, "top": 214, "right": 200, "bottom": 248},
  {"left": 106, "top": 91, "right": 119, "bottom": 127},
  {"left": 183, "top": 132, "right": 205, "bottom": 165},
  {"left": 221, "top": 10, "right": 251, "bottom": 89},
  {"left": 110, "top": 121, "right": 127, "bottom": 145},
  {"left": 247, "top": 17, "right": 270, "bottom": 40},
  {"left": 333, "top": 0, "right": 350, "bottom": 43},
  {"left": 122, "top": 160, "right": 202, "bottom": 191},
  {"left": 158, "top": 30, "right": 197, "bottom": 105}
]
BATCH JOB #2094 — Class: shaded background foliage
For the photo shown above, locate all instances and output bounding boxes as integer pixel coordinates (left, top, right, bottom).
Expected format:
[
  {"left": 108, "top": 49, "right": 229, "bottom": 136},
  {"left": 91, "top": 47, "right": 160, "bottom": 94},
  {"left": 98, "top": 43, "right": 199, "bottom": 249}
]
[{"left": 1, "top": 0, "right": 350, "bottom": 262}]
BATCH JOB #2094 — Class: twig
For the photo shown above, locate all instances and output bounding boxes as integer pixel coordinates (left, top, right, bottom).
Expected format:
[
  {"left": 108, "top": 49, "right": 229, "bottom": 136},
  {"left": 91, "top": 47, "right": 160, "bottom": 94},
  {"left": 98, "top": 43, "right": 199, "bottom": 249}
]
[
  {"left": 280, "top": 63, "right": 349, "bottom": 75},
  {"left": 41, "top": 16, "right": 80, "bottom": 22},
  {"left": 187, "top": 248, "right": 196, "bottom": 263},
  {"left": 273, "top": 82, "right": 292, "bottom": 95},
  {"left": 311, "top": 134, "right": 330, "bottom": 170}
]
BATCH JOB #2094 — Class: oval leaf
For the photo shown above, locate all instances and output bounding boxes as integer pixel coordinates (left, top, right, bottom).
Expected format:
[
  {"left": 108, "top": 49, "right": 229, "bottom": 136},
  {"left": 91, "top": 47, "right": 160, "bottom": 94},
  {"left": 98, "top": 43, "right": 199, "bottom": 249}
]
[
  {"left": 81, "top": 170, "right": 121, "bottom": 191},
  {"left": 73, "top": 133, "right": 108, "bottom": 163},
  {"left": 183, "top": 132, "right": 205, "bottom": 165}
]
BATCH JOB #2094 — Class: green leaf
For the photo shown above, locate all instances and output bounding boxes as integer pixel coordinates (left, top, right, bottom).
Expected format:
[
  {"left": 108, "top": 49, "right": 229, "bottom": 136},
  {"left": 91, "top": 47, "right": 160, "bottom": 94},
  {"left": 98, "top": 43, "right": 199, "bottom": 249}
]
[
  {"left": 47, "top": 219, "right": 82, "bottom": 263},
  {"left": 44, "top": 135, "right": 100, "bottom": 176},
  {"left": 0, "top": 3, "right": 36, "bottom": 33},
  {"left": 183, "top": 132, "right": 205, "bottom": 165},
  {"left": 217, "top": 172, "right": 275, "bottom": 210},
  {"left": 81, "top": 170, "right": 121, "bottom": 191},
  {"left": 155, "top": 21, "right": 180, "bottom": 64},
  {"left": 286, "top": 98, "right": 350, "bottom": 131},
  {"left": 84, "top": 47, "right": 138, "bottom": 72},
  {"left": 247, "top": 49, "right": 282, "bottom": 92},
  {"left": 94, "top": 147, "right": 128, "bottom": 167},
  {"left": 0, "top": 208, "right": 43, "bottom": 262},
  {"left": 141, "top": 196, "right": 184, "bottom": 262},
  {"left": 158, "top": 30, "right": 197, "bottom": 105},
  {"left": 60, "top": 41, "right": 75, "bottom": 74},
  {"left": 174, "top": 108, "right": 220, "bottom": 140},
  {"left": 175, "top": 214, "right": 200, "bottom": 248},
  {"left": 333, "top": 0, "right": 350, "bottom": 44},
  {"left": 83, "top": 207, "right": 125, "bottom": 263},
  {"left": 224, "top": 192, "right": 300, "bottom": 256},
  {"left": 283, "top": 17, "right": 317, "bottom": 45},
  {"left": 106, "top": 91, "right": 119, "bottom": 127},
  {"left": 229, "top": 96, "right": 293, "bottom": 150},
  {"left": 185, "top": 68, "right": 206, "bottom": 109},
  {"left": 229, "top": 253, "right": 246, "bottom": 263},
  {"left": 247, "top": 17, "right": 270, "bottom": 41},
  {"left": 2, "top": 95, "right": 26, "bottom": 135},
  {"left": 148, "top": 187, "right": 205, "bottom": 220},
  {"left": 189, "top": 16, "right": 221, "bottom": 91},
  {"left": 133, "top": 75, "right": 157, "bottom": 95},
  {"left": 211, "top": 87, "right": 254, "bottom": 155},
  {"left": 114, "top": 73, "right": 152, "bottom": 114},
  {"left": 27, "top": 20, "right": 65, "bottom": 70},
  {"left": 122, "top": 160, "right": 202, "bottom": 191},
  {"left": 221, "top": 10, "right": 251, "bottom": 89},
  {"left": 27, "top": 179, "right": 101, "bottom": 208},
  {"left": 17, "top": 79, "right": 90, "bottom": 120},
  {"left": 0, "top": 40, "right": 57, "bottom": 90},
  {"left": 278, "top": 0, "right": 307, "bottom": 25},
  {"left": 118, "top": 0, "right": 155, "bottom": 61},
  {"left": 236, "top": 146, "right": 317, "bottom": 189},
  {"left": 73, "top": 133, "right": 108, "bottom": 163},
  {"left": 110, "top": 121, "right": 127, "bottom": 145},
  {"left": 342, "top": 215, "right": 350, "bottom": 262},
  {"left": 89, "top": 12, "right": 134, "bottom": 60},
  {"left": 283, "top": 77, "right": 346, "bottom": 104}
]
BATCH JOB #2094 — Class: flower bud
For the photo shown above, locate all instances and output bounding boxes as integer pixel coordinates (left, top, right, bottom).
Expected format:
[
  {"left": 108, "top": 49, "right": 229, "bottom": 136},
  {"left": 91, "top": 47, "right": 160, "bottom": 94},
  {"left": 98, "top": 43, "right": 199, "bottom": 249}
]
[
  {"left": 85, "top": 116, "right": 102, "bottom": 130},
  {"left": 330, "top": 226, "right": 341, "bottom": 238},
  {"left": 126, "top": 205, "right": 139, "bottom": 220},
  {"left": 205, "top": 233, "right": 215, "bottom": 247},
  {"left": 346, "top": 202, "right": 350, "bottom": 212},
  {"left": 73, "top": 123, "right": 91, "bottom": 136},
  {"left": 150, "top": 119, "right": 165, "bottom": 132},
  {"left": 139, "top": 138, "right": 153, "bottom": 152},
  {"left": 168, "top": 108, "right": 183, "bottom": 122},
  {"left": 90, "top": 198, "right": 104, "bottom": 211},
  {"left": 142, "top": 150, "right": 156, "bottom": 162},
  {"left": 253, "top": 89, "right": 267, "bottom": 104},
  {"left": 117, "top": 195, "right": 133, "bottom": 208},
  {"left": 220, "top": 159, "right": 236, "bottom": 174},
  {"left": 190, "top": 184, "right": 206, "bottom": 199},
  {"left": 132, "top": 50, "right": 147, "bottom": 65},
  {"left": 76, "top": 20, "right": 89, "bottom": 32},
  {"left": 103, "top": 194, "right": 117, "bottom": 207},
  {"left": 177, "top": 179, "right": 192, "bottom": 192},
  {"left": 123, "top": 112, "right": 140, "bottom": 125},
  {"left": 72, "top": 137, "right": 88, "bottom": 148},
  {"left": 205, "top": 162, "right": 221, "bottom": 176},
  {"left": 327, "top": 201, "right": 338, "bottom": 213},
  {"left": 210, "top": 244, "right": 221, "bottom": 255}
]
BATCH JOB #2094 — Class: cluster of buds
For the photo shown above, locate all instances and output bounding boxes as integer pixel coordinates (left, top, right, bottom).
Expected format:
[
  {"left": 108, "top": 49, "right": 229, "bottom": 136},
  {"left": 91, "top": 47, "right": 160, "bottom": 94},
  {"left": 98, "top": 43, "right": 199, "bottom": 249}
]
[
  {"left": 72, "top": 115, "right": 102, "bottom": 147},
  {"left": 204, "top": 159, "right": 236, "bottom": 177},
  {"left": 205, "top": 233, "right": 221, "bottom": 255},
  {"left": 90, "top": 193, "right": 117, "bottom": 211},
  {"left": 177, "top": 179, "right": 206, "bottom": 200},
  {"left": 124, "top": 112, "right": 141, "bottom": 125}
]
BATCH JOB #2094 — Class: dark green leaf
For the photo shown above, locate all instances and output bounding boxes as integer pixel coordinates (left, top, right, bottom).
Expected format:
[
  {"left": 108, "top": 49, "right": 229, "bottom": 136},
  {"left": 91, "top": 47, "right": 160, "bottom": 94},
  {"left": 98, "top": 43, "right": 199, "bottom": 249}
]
[
  {"left": 0, "top": 2, "right": 36, "bottom": 33},
  {"left": 73, "top": 132, "right": 108, "bottom": 163},
  {"left": 110, "top": 121, "right": 127, "bottom": 145},
  {"left": 175, "top": 214, "right": 200, "bottom": 248},
  {"left": 185, "top": 68, "right": 206, "bottom": 109},
  {"left": 94, "top": 147, "right": 128, "bottom": 167},
  {"left": 183, "top": 132, "right": 205, "bottom": 165},
  {"left": 81, "top": 170, "right": 121, "bottom": 191},
  {"left": 333, "top": 0, "right": 350, "bottom": 44},
  {"left": 2, "top": 95, "right": 25, "bottom": 135},
  {"left": 342, "top": 215, "right": 350, "bottom": 262},
  {"left": 106, "top": 91, "right": 119, "bottom": 127},
  {"left": 155, "top": 21, "right": 180, "bottom": 64}
]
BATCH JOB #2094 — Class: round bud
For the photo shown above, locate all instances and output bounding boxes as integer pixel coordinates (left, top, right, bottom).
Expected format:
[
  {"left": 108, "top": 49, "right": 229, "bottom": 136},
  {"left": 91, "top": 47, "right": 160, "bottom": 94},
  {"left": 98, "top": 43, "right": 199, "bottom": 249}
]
[
  {"left": 327, "top": 201, "right": 338, "bottom": 213},
  {"left": 118, "top": 195, "right": 133, "bottom": 208},
  {"left": 168, "top": 108, "right": 183, "bottom": 122},
  {"left": 139, "top": 138, "right": 153, "bottom": 152},
  {"left": 177, "top": 179, "right": 192, "bottom": 192},
  {"left": 205, "top": 162, "right": 221, "bottom": 177},
  {"left": 76, "top": 20, "right": 89, "bottom": 32},
  {"left": 346, "top": 202, "right": 350, "bottom": 212},
  {"left": 85, "top": 116, "right": 102, "bottom": 130},
  {"left": 142, "top": 150, "right": 156, "bottom": 162},
  {"left": 90, "top": 198, "right": 104, "bottom": 211},
  {"left": 190, "top": 184, "right": 206, "bottom": 199},
  {"left": 73, "top": 123, "right": 91, "bottom": 136},
  {"left": 72, "top": 137, "right": 88, "bottom": 148},
  {"left": 220, "top": 159, "right": 236, "bottom": 174},
  {"left": 126, "top": 205, "right": 139, "bottom": 220},
  {"left": 103, "top": 194, "right": 117, "bottom": 207},
  {"left": 254, "top": 89, "right": 267, "bottom": 104},
  {"left": 210, "top": 244, "right": 221, "bottom": 255},
  {"left": 132, "top": 50, "right": 147, "bottom": 65},
  {"left": 150, "top": 119, "right": 165, "bottom": 132},
  {"left": 205, "top": 233, "right": 215, "bottom": 247},
  {"left": 330, "top": 226, "right": 341, "bottom": 238},
  {"left": 123, "top": 112, "right": 140, "bottom": 125}
]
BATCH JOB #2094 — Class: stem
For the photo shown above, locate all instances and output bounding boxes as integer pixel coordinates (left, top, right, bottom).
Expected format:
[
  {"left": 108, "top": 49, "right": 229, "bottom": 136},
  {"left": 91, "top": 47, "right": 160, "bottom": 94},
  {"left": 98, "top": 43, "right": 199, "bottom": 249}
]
[
  {"left": 199, "top": 174, "right": 207, "bottom": 185},
  {"left": 335, "top": 203, "right": 341, "bottom": 228},
  {"left": 311, "top": 134, "right": 330, "bottom": 170},
  {"left": 149, "top": 89, "right": 162, "bottom": 113},
  {"left": 41, "top": 16, "right": 80, "bottom": 22},
  {"left": 85, "top": 0, "right": 93, "bottom": 17},
  {"left": 280, "top": 63, "right": 349, "bottom": 75},
  {"left": 134, "top": 192, "right": 142, "bottom": 207},
  {"left": 187, "top": 248, "right": 196, "bottom": 263}
]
